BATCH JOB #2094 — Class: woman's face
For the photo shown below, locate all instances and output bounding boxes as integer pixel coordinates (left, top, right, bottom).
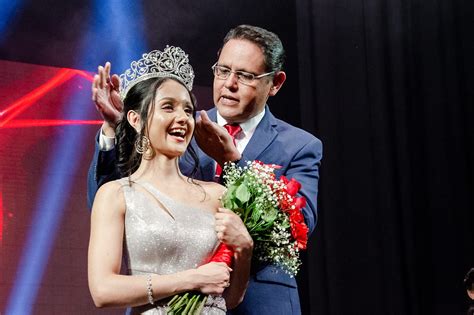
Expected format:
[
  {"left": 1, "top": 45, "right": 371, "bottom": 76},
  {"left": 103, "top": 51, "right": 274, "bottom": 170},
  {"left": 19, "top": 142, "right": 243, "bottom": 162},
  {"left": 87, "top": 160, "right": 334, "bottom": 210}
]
[{"left": 146, "top": 79, "right": 195, "bottom": 158}]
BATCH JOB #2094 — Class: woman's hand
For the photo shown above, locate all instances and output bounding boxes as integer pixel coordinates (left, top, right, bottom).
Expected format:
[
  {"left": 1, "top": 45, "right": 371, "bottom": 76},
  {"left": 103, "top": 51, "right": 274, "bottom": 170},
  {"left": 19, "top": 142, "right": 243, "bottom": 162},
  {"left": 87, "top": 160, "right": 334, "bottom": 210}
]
[
  {"left": 193, "top": 262, "right": 232, "bottom": 295},
  {"left": 215, "top": 208, "right": 253, "bottom": 255},
  {"left": 214, "top": 208, "right": 253, "bottom": 309}
]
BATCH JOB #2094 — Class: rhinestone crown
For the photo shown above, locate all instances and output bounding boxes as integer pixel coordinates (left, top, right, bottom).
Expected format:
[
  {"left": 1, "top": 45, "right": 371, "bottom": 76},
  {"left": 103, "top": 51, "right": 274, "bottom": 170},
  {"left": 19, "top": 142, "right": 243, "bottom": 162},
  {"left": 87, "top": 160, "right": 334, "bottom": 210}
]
[{"left": 119, "top": 46, "right": 195, "bottom": 99}]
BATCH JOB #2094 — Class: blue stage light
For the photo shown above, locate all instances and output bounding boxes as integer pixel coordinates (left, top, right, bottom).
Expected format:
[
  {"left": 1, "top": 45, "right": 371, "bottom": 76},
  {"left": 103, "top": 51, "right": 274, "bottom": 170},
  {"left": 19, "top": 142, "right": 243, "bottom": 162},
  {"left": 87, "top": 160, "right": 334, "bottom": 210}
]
[
  {"left": 0, "top": 0, "right": 24, "bottom": 42},
  {"left": 5, "top": 1, "right": 147, "bottom": 313}
]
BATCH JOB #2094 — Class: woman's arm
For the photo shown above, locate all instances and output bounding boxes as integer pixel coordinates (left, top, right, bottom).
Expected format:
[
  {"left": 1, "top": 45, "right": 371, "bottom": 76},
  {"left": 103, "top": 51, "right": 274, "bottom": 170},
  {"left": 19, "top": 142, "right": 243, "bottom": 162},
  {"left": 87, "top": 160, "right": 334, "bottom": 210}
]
[
  {"left": 210, "top": 184, "right": 254, "bottom": 309},
  {"left": 88, "top": 181, "right": 231, "bottom": 308},
  {"left": 214, "top": 207, "right": 253, "bottom": 309}
]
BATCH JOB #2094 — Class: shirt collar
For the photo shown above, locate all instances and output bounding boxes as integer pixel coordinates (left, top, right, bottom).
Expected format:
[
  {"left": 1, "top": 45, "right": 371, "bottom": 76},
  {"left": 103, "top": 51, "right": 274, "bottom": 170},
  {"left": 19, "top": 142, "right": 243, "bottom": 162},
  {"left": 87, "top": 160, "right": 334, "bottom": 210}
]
[{"left": 216, "top": 107, "right": 266, "bottom": 136}]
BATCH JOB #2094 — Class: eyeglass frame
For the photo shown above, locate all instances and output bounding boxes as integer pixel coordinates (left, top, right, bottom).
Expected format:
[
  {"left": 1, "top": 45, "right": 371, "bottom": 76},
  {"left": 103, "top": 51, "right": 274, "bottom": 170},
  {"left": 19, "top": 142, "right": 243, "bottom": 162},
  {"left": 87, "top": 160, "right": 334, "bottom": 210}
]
[{"left": 211, "top": 63, "right": 275, "bottom": 85}]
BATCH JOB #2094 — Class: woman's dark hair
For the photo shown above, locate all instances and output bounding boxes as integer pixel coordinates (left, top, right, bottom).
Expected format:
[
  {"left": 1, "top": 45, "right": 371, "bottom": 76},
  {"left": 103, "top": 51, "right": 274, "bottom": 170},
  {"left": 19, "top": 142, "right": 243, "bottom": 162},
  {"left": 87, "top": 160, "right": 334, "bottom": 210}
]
[{"left": 115, "top": 77, "right": 199, "bottom": 178}]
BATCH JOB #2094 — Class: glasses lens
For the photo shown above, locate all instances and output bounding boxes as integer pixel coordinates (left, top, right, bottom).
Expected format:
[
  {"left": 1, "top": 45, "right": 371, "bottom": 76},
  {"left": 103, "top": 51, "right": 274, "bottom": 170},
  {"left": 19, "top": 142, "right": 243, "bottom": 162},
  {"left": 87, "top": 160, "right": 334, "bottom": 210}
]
[
  {"left": 212, "top": 65, "right": 264, "bottom": 84},
  {"left": 214, "top": 66, "right": 230, "bottom": 79},
  {"left": 237, "top": 72, "right": 255, "bottom": 84}
]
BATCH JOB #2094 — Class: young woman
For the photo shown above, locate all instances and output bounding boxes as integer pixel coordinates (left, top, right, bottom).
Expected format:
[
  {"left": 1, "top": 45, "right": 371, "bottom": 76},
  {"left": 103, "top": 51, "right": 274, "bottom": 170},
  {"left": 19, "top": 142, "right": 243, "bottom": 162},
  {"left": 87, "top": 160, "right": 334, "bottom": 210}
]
[{"left": 88, "top": 48, "right": 253, "bottom": 314}]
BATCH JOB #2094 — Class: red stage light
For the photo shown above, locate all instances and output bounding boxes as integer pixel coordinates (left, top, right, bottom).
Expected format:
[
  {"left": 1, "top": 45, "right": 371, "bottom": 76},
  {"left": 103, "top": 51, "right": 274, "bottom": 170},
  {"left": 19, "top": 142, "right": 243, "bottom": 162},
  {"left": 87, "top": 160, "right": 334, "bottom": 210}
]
[
  {"left": 0, "top": 186, "right": 3, "bottom": 244},
  {"left": 0, "top": 66, "right": 102, "bottom": 244},
  {"left": 0, "top": 68, "right": 96, "bottom": 128},
  {"left": 1, "top": 119, "right": 102, "bottom": 128}
]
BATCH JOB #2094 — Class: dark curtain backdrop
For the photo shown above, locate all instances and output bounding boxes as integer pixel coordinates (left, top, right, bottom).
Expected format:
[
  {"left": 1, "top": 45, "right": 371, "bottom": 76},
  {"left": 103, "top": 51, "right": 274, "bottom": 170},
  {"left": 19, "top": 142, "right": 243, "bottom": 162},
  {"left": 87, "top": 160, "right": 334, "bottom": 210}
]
[{"left": 295, "top": 0, "right": 474, "bottom": 314}]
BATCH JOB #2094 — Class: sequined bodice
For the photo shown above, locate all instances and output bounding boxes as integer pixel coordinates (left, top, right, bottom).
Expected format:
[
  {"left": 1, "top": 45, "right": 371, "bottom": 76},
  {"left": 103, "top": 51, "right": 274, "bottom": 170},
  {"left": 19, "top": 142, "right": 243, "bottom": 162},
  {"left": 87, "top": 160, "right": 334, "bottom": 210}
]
[{"left": 118, "top": 179, "right": 225, "bottom": 314}]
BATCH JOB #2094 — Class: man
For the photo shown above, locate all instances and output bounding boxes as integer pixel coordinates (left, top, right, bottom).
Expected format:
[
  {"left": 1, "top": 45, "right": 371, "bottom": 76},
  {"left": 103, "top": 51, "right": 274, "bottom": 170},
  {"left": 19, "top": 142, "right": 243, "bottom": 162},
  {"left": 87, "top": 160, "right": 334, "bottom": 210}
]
[{"left": 87, "top": 25, "right": 322, "bottom": 314}]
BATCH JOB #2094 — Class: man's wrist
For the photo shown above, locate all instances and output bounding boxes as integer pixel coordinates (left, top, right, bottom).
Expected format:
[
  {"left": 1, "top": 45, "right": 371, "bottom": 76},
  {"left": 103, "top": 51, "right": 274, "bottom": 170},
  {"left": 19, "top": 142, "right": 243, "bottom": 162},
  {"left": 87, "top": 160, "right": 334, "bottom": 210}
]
[
  {"left": 99, "top": 125, "right": 116, "bottom": 151},
  {"left": 101, "top": 122, "right": 116, "bottom": 137},
  {"left": 221, "top": 152, "right": 241, "bottom": 166},
  {"left": 229, "top": 157, "right": 241, "bottom": 164}
]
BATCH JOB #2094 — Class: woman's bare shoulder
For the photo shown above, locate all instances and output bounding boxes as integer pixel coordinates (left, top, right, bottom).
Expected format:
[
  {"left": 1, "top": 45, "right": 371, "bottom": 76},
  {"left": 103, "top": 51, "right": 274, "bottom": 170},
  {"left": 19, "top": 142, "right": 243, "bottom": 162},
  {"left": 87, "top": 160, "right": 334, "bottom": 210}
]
[
  {"left": 96, "top": 180, "right": 127, "bottom": 198},
  {"left": 187, "top": 179, "right": 226, "bottom": 209},
  {"left": 92, "top": 180, "right": 126, "bottom": 215},
  {"left": 194, "top": 179, "right": 226, "bottom": 196}
]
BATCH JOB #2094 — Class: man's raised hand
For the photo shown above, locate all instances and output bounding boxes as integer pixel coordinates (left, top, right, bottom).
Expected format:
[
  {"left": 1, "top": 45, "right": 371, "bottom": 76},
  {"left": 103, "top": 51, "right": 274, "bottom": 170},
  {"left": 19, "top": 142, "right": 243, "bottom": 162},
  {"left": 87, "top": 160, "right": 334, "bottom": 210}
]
[
  {"left": 91, "top": 62, "right": 123, "bottom": 136},
  {"left": 194, "top": 110, "right": 241, "bottom": 166}
]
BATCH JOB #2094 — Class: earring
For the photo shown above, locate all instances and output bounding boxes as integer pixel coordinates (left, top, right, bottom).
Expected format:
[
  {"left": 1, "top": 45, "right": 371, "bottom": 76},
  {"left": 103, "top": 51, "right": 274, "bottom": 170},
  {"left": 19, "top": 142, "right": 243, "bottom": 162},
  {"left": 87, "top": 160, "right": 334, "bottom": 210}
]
[{"left": 135, "top": 135, "right": 150, "bottom": 154}]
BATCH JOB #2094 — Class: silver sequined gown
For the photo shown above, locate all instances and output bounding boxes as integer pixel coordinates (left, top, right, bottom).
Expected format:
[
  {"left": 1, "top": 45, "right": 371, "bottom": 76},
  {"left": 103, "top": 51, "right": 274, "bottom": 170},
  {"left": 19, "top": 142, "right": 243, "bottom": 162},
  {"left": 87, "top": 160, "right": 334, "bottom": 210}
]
[{"left": 118, "top": 179, "right": 226, "bottom": 315}]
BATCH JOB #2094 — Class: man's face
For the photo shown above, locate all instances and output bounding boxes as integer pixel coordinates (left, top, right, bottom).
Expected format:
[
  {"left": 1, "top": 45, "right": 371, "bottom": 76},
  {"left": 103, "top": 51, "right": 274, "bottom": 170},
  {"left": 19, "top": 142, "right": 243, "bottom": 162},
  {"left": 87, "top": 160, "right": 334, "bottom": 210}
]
[{"left": 213, "top": 39, "right": 274, "bottom": 123}]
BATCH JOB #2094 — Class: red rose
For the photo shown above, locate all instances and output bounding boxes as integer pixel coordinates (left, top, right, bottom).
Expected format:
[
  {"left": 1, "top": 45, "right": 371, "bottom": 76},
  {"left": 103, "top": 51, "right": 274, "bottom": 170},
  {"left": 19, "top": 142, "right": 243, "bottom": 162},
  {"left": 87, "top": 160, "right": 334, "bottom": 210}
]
[
  {"left": 285, "top": 178, "right": 301, "bottom": 196},
  {"left": 294, "top": 197, "right": 306, "bottom": 210},
  {"left": 291, "top": 221, "right": 309, "bottom": 249},
  {"left": 279, "top": 194, "right": 293, "bottom": 211},
  {"left": 290, "top": 209, "right": 304, "bottom": 223}
]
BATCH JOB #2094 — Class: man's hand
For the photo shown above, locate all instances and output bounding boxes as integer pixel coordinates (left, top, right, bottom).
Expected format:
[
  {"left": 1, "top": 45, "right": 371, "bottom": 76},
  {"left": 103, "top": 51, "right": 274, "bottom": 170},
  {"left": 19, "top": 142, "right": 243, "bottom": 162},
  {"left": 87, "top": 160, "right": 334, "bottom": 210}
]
[
  {"left": 194, "top": 110, "right": 241, "bottom": 166},
  {"left": 91, "top": 62, "right": 123, "bottom": 136}
]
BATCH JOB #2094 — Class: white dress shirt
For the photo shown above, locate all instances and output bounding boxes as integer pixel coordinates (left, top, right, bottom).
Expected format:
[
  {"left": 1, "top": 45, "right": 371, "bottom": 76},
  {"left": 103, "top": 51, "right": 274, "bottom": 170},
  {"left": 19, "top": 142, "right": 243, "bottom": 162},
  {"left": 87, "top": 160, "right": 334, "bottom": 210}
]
[
  {"left": 98, "top": 128, "right": 115, "bottom": 151},
  {"left": 216, "top": 108, "right": 265, "bottom": 154}
]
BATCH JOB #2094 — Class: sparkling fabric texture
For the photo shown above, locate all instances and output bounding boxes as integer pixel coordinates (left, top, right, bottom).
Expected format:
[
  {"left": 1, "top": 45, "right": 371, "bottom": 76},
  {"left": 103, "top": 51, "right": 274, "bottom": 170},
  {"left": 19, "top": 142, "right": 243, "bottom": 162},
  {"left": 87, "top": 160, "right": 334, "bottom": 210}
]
[{"left": 118, "top": 179, "right": 226, "bottom": 315}]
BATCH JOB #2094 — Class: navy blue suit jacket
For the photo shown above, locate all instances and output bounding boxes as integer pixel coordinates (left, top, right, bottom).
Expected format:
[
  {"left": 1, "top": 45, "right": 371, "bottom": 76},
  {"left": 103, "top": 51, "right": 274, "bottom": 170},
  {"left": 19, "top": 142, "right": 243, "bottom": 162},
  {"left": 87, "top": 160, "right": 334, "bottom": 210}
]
[{"left": 87, "top": 106, "right": 322, "bottom": 314}]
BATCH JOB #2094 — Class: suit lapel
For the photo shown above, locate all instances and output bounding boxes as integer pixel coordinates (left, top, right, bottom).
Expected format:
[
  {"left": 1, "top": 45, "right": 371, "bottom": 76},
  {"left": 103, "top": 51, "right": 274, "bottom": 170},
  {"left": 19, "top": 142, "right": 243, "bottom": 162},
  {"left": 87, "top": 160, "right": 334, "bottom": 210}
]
[
  {"left": 241, "top": 107, "right": 278, "bottom": 163},
  {"left": 198, "top": 151, "right": 214, "bottom": 181}
]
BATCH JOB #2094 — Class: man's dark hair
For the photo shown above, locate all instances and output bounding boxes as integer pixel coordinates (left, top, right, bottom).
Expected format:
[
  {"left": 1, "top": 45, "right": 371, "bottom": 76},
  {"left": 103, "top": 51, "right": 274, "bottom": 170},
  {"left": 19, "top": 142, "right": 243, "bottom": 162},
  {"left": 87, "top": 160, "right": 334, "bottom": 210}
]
[{"left": 220, "top": 24, "right": 286, "bottom": 73}]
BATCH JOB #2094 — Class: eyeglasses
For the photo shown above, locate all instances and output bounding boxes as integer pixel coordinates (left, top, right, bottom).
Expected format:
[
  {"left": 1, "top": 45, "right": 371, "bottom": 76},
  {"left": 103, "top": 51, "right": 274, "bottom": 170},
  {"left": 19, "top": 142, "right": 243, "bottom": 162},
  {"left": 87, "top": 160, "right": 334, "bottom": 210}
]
[{"left": 211, "top": 63, "right": 275, "bottom": 85}]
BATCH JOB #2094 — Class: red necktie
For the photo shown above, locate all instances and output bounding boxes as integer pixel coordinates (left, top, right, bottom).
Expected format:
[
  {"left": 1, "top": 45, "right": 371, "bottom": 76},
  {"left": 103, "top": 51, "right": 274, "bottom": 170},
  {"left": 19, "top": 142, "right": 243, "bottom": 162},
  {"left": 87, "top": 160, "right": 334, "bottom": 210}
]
[{"left": 215, "top": 124, "right": 242, "bottom": 178}]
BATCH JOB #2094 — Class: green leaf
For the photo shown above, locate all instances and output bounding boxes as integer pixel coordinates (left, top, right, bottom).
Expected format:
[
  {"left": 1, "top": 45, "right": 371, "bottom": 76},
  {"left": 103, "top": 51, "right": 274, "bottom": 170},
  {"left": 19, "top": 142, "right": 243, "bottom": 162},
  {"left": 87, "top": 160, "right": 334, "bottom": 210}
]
[
  {"left": 281, "top": 219, "right": 290, "bottom": 229},
  {"left": 222, "top": 198, "right": 233, "bottom": 210},
  {"left": 250, "top": 206, "right": 262, "bottom": 222},
  {"left": 227, "top": 183, "right": 237, "bottom": 196},
  {"left": 261, "top": 207, "right": 278, "bottom": 222},
  {"left": 235, "top": 183, "right": 251, "bottom": 203}
]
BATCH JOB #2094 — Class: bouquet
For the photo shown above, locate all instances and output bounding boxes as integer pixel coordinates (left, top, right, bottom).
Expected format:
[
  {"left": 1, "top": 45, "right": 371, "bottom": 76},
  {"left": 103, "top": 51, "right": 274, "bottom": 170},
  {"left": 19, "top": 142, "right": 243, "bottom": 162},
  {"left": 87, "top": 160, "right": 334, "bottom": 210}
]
[
  {"left": 221, "top": 160, "right": 308, "bottom": 275},
  {"left": 167, "top": 160, "right": 308, "bottom": 314}
]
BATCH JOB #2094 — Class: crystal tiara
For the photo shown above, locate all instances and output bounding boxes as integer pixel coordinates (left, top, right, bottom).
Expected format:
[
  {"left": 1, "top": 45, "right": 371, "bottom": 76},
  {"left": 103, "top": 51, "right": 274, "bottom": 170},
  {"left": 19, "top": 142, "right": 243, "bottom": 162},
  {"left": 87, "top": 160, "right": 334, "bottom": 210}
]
[{"left": 119, "top": 46, "right": 195, "bottom": 99}]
